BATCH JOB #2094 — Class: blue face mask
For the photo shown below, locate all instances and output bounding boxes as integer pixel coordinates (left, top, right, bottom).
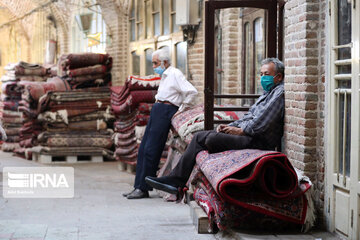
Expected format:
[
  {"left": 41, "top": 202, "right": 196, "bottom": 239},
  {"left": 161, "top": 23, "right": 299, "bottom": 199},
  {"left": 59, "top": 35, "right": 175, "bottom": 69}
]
[
  {"left": 154, "top": 65, "right": 165, "bottom": 75},
  {"left": 260, "top": 74, "right": 278, "bottom": 92}
]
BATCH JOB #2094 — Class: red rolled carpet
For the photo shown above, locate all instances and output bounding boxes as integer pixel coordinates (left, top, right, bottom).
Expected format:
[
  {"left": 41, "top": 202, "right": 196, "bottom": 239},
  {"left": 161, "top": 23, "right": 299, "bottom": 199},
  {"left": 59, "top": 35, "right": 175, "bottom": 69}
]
[{"left": 195, "top": 149, "right": 311, "bottom": 225}]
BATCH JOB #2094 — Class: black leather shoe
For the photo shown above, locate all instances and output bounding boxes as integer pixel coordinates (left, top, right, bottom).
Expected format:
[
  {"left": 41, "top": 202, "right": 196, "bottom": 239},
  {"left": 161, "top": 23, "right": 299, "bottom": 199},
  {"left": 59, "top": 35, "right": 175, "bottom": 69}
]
[
  {"left": 126, "top": 189, "right": 149, "bottom": 199},
  {"left": 145, "top": 176, "right": 185, "bottom": 194},
  {"left": 122, "top": 189, "right": 136, "bottom": 197}
]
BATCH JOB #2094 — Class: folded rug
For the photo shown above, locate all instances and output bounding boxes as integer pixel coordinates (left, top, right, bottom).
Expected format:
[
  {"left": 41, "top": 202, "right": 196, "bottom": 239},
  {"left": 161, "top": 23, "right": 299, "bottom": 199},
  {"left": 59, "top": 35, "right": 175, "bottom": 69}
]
[
  {"left": 18, "top": 106, "right": 39, "bottom": 119},
  {"left": 37, "top": 130, "right": 113, "bottom": 149},
  {"left": 0, "top": 101, "right": 20, "bottom": 111},
  {"left": 58, "top": 53, "right": 112, "bottom": 76},
  {"left": 115, "top": 151, "right": 138, "bottom": 163},
  {"left": 111, "top": 90, "right": 157, "bottom": 116},
  {"left": 38, "top": 110, "right": 114, "bottom": 124},
  {"left": 114, "top": 138, "right": 137, "bottom": 148},
  {"left": 67, "top": 64, "right": 110, "bottom": 77},
  {"left": 31, "top": 146, "right": 114, "bottom": 160},
  {"left": 44, "top": 137, "right": 113, "bottom": 148},
  {"left": 2, "top": 116, "right": 23, "bottom": 124},
  {"left": 1, "top": 82, "right": 22, "bottom": 96},
  {"left": 0, "top": 94, "right": 21, "bottom": 102},
  {"left": 5, "top": 127, "right": 21, "bottom": 136},
  {"left": 18, "top": 76, "right": 47, "bottom": 82},
  {"left": 44, "top": 119, "right": 107, "bottom": 131},
  {"left": 112, "top": 133, "right": 136, "bottom": 147},
  {"left": 67, "top": 73, "right": 111, "bottom": 89},
  {"left": 111, "top": 88, "right": 130, "bottom": 106},
  {"left": 114, "top": 121, "right": 136, "bottom": 133},
  {"left": 5, "top": 135, "right": 20, "bottom": 142},
  {"left": 127, "top": 75, "right": 160, "bottom": 91},
  {"left": 0, "top": 110, "right": 23, "bottom": 118},
  {"left": 2, "top": 123, "right": 22, "bottom": 129},
  {"left": 110, "top": 75, "right": 160, "bottom": 101},
  {"left": 113, "top": 131, "right": 135, "bottom": 140},
  {"left": 1, "top": 74, "right": 16, "bottom": 82},
  {"left": 193, "top": 149, "right": 313, "bottom": 227},
  {"left": 19, "top": 77, "right": 70, "bottom": 104},
  {"left": 14, "top": 61, "right": 48, "bottom": 76},
  {"left": 114, "top": 143, "right": 138, "bottom": 156},
  {"left": 171, "top": 105, "right": 237, "bottom": 144},
  {"left": 64, "top": 53, "right": 111, "bottom": 69},
  {"left": 192, "top": 170, "right": 308, "bottom": 232}
]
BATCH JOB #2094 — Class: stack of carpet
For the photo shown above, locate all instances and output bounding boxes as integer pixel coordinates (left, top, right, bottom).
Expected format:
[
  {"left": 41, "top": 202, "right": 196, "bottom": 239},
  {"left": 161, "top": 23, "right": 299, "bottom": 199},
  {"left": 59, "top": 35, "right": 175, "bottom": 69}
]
[
  {"left": 0, "top": 61, "right": 50, "bottom": 153},
  {"left": 0, "top": 80, "right": 23, "bottom": 151},
  {"left": 1, "top": 61, "right": 49, "bottom": 82},
  {"left": 35, "top": 87, "right": 115, "bottom": 159},
  {"left": 32, "top": 53, "right": 115, "bottom": 160},
  {"left": 16, "top": 77, "right": 70, "bottom": 158},
  {"left": 189, "top": 149, "right": 315, "bottom": 232},
  {"left": 111, "top": 75, "right": 160, "bottom": 166},
  {"left": 57, "top": 53, "right": 112, "bottom": 89}
]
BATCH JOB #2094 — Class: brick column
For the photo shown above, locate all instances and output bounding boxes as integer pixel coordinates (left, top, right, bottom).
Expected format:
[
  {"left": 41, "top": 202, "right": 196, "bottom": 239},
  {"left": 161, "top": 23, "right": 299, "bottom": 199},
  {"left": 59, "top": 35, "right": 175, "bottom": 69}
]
[
  {"left": 188, "top": 10, "right": 205, "bottom": 105},
  {"left": 98, "top": 0, "right": 129, "bottom": 86},
  {"left": 220, "top": 8, "right": 240, "bottom": 105},
  {"left": 283, "top": 0, "right": 326, "bottom": 215},
  {"left": 49, "top": 4, "right": 70, "bottom": 55}
]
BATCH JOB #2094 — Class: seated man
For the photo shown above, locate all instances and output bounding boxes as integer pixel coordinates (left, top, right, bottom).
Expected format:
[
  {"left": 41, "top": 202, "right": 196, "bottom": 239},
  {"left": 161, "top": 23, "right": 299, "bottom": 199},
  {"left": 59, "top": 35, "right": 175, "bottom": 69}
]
[{"left": 145, "top": 58, "right": 285, "bottom": 195}]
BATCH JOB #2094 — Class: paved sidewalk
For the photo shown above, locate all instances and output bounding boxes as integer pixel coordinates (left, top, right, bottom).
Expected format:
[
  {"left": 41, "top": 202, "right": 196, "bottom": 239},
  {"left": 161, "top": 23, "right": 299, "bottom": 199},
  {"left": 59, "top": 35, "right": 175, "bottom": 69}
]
[{"left": 0, "top": 151, "right": 339, "bottom": 240}]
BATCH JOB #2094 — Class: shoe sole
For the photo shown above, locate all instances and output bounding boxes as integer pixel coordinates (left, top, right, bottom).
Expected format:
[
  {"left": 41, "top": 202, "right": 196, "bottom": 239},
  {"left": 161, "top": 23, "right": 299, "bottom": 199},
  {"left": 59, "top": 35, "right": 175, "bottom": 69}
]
[
  {"left": 122, "top": 189, "right": 136, "bottom": 197},
  {"left": 145, "top": 178, "right": 179, "bottom": 195},
  {"left": 127, "top": 195, "right": 149, "bottom": 199}
]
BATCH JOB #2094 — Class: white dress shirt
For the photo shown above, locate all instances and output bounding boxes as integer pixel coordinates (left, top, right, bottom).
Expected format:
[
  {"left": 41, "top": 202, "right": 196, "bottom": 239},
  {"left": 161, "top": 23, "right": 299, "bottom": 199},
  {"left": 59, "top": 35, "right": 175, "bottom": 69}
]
[{"left": 155, "top": 66, "right": 198, "bottom": 111}]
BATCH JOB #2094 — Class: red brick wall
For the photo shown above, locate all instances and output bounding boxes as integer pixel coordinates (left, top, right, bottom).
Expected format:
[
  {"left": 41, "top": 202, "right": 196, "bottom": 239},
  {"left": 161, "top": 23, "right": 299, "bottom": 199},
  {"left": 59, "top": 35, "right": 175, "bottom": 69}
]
[
  {"left": 187, "top": 9, "right": 205, "bottom": 104},
  {"left": 283, "top": 0, "right": 326, "bottom": 221},
  {"left": 221, "top": 8, "right": 240, "bottom": 105}
]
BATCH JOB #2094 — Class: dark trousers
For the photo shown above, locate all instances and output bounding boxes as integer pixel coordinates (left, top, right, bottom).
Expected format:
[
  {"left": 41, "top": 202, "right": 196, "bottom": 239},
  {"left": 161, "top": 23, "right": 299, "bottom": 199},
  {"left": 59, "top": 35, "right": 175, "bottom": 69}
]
[
  {"left": 169, "top": 130, "right": 253, "bottom": 183},
  {"left": 134, "top": 102, "right": 178, "bottom": 191}
]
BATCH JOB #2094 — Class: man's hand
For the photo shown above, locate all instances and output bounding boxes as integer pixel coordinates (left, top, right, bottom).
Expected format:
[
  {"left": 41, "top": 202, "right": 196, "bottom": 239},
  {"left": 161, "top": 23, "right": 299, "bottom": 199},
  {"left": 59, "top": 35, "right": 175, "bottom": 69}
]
[
  {"left": 216, "top": 124, "right": 227, "bottom": 132},
  {"left": 217, "top": 124, "right": 244, "bottom": 136}
]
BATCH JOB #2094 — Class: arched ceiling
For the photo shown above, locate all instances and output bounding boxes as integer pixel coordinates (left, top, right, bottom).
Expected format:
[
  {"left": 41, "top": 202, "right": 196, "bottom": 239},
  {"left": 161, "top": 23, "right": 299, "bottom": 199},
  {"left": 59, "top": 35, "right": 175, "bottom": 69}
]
[
  {"left": 0, "top": 0, "right": 75, "bottom": 41},
  {"left": 0, "top": 0, "right": 130, "bottom": 54},
  {"left": 0, "top": 0, "right": 130, "bottom": 27}
]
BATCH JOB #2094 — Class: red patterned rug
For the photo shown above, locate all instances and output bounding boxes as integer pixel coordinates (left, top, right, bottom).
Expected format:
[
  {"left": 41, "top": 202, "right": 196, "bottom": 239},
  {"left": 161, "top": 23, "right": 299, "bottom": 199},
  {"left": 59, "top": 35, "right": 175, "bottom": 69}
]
[{"left": 193, "top": 149, "right": 313, "bottom": 228}]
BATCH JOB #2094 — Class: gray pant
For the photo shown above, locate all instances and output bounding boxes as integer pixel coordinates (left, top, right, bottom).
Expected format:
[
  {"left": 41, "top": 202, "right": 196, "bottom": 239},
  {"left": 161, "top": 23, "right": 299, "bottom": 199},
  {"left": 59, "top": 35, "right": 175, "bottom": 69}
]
[{"left": 169, "top": 130, "right": 254, "bottom": 183}]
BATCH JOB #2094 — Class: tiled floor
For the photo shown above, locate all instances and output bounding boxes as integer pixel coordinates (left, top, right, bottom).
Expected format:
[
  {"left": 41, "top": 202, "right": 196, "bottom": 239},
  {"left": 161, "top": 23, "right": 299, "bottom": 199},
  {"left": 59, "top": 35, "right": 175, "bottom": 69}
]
[{"left": 0, "top": 151, "right": 339, "bottom": 240}]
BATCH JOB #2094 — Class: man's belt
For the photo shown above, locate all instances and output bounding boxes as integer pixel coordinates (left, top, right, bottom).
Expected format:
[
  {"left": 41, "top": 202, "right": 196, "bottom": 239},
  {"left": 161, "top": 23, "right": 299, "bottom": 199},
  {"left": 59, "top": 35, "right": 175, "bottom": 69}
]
[{"left": 156, "top": 100, "right": 177, "bottom": 107}]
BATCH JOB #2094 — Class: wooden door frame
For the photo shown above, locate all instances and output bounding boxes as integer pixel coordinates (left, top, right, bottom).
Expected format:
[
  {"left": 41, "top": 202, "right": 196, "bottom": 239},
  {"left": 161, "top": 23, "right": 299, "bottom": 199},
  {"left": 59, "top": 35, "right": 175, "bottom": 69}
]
[{"left": 204, "top": 0, "right": 285, "bottom": 130}]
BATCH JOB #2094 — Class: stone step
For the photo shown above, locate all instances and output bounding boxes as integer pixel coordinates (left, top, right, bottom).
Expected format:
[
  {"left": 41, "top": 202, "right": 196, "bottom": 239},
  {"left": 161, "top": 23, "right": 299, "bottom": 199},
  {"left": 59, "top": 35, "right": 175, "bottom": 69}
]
[{"left": 189, "top": 200, "right": 214, "bottom": 234}]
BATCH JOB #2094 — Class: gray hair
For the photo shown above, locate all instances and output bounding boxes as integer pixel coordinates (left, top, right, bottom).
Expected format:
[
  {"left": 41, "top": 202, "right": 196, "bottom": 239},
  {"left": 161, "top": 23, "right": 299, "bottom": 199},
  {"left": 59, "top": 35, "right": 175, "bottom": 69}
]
[
  {"left": 152, "top": 49, "right": 171, "bottom": 64},
  {"left": 261, "top": 58, "right": 285, "bottom": 78}
]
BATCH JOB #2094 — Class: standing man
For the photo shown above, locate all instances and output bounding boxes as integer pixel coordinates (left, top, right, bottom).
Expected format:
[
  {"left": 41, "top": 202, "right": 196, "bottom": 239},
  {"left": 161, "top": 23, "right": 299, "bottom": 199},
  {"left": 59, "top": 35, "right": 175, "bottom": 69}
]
[
  {"left": 124, "top": 49, "right": 198, "bottom": 199},
  {"left": 145, "top": 58, "right": 285, "bottom": 195}
]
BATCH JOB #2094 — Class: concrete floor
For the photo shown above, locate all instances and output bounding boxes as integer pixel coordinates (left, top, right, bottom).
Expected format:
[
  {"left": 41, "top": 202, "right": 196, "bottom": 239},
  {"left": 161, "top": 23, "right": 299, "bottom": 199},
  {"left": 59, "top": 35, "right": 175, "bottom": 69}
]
[{"left": 0, "top": 151, "right": 339, "bottom": 240}]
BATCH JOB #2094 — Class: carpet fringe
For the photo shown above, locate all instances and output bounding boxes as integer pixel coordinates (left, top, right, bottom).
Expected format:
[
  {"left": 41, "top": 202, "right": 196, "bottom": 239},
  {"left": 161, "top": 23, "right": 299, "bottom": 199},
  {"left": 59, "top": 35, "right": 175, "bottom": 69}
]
[{"left": 295, "top": 168, "right": 316, "bottom": 232}]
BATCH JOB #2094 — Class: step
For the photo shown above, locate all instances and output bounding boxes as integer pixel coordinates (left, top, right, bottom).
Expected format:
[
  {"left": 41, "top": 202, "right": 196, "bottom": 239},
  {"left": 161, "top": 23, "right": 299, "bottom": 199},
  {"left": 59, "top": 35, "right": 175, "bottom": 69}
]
[{"left": 189, "top": 201, "right": 213, "bottom": 234}]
